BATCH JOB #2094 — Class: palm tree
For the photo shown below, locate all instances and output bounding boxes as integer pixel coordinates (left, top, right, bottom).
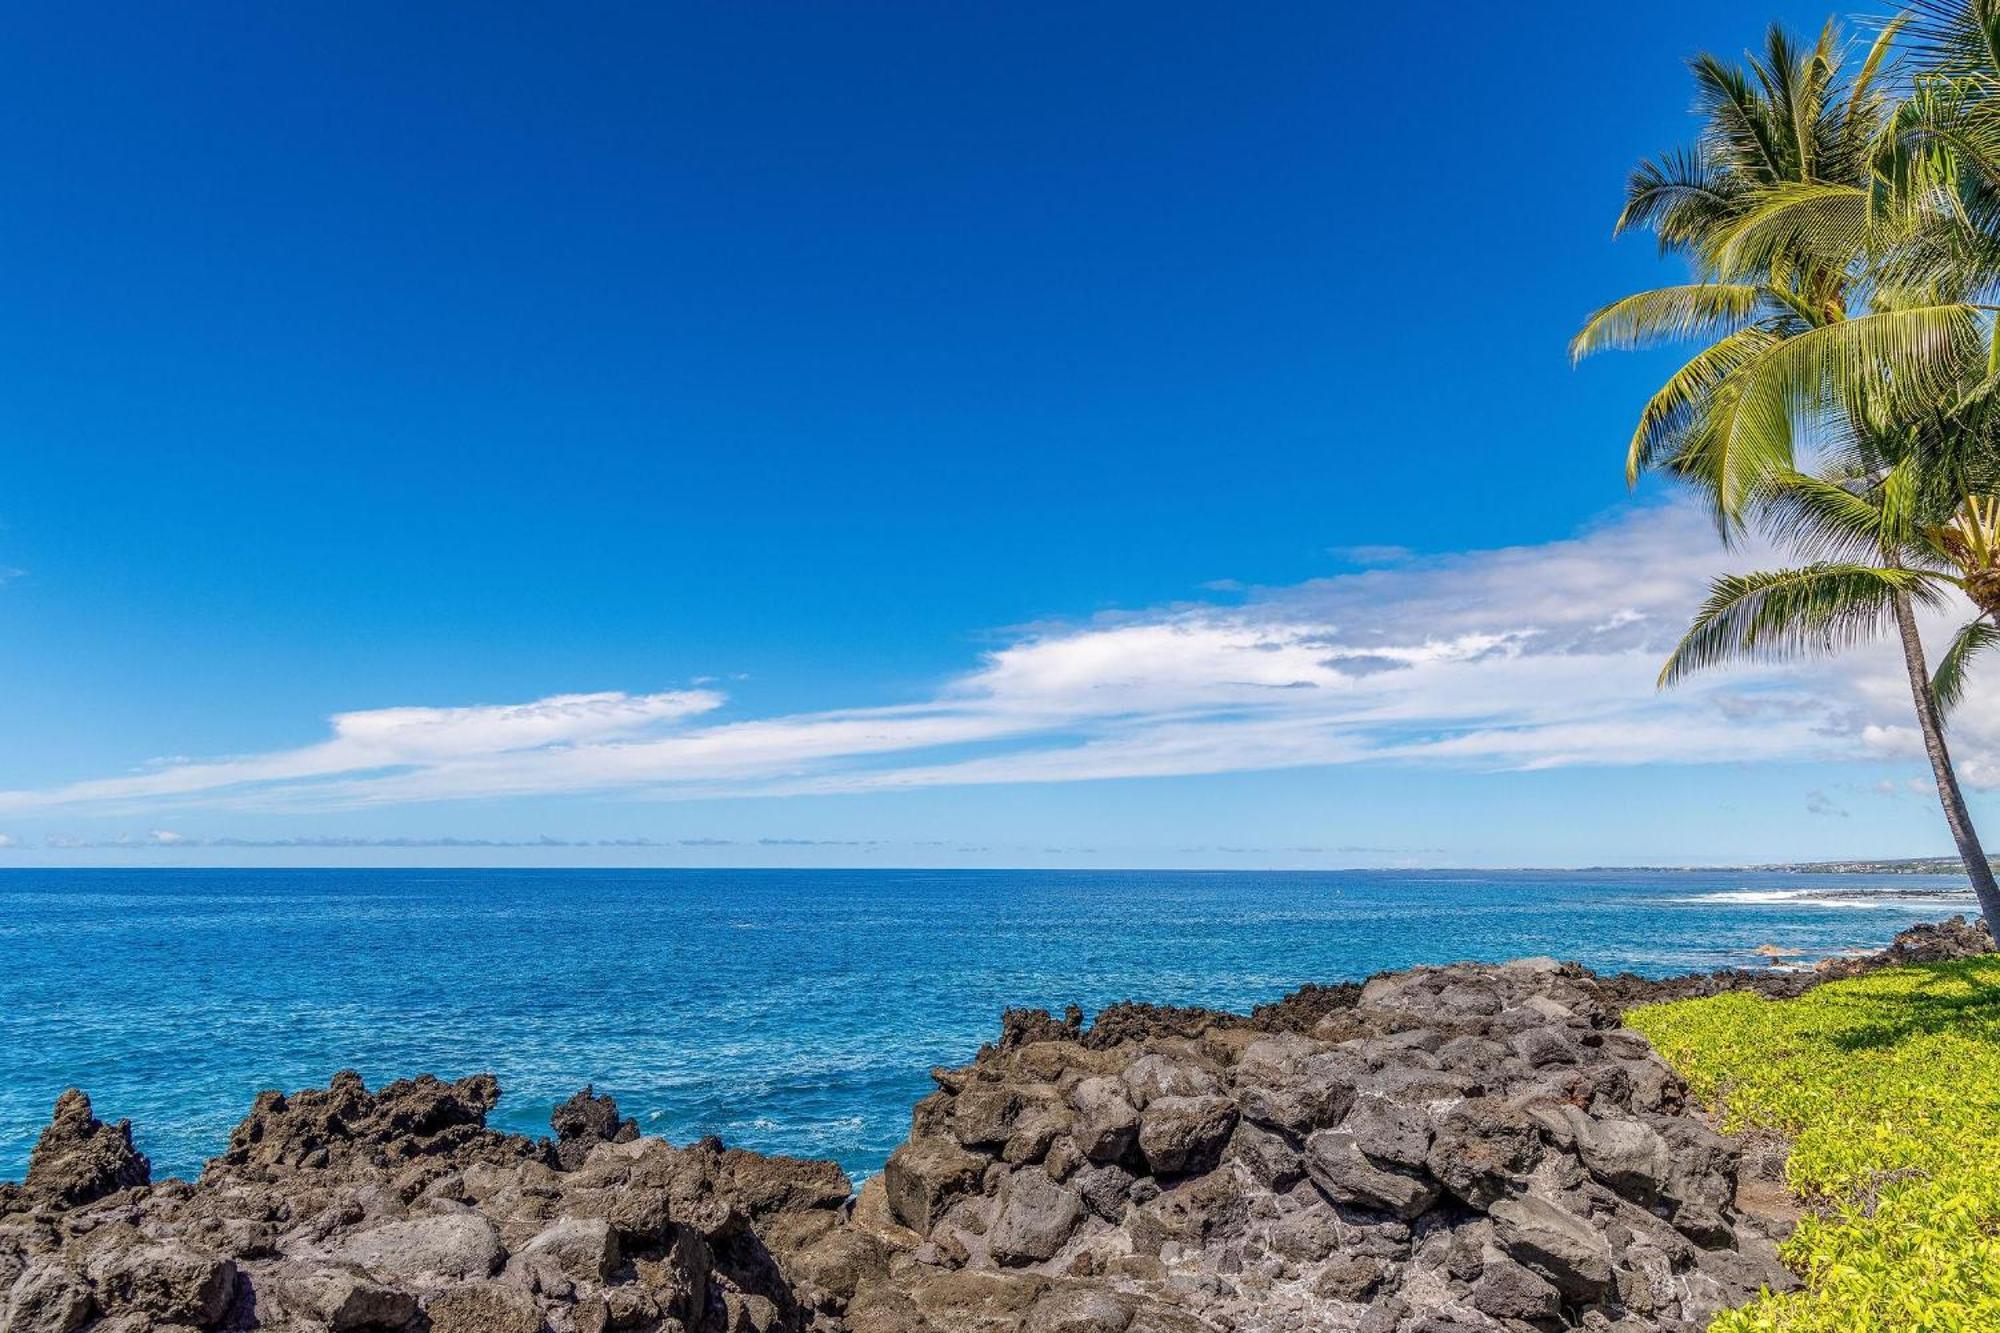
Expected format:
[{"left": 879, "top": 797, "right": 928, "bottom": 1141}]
[
  {"left": 1657, "top": 455, "right": 2000, "bottom": 929},
  {"left": 1573, "top": 19, "right": 2000, "bottom": 923}
]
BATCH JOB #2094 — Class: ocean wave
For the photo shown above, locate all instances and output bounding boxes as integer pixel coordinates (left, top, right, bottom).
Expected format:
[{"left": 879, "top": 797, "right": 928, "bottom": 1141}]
[{"left": 1676, "top": 886, "right": 1973, "bottom": 909}]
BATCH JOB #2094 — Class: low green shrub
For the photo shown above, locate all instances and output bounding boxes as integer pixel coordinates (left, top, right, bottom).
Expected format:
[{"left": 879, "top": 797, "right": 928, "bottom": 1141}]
[{"left": 1628, "top": 957, "right": 2000, "bottom": 1331}]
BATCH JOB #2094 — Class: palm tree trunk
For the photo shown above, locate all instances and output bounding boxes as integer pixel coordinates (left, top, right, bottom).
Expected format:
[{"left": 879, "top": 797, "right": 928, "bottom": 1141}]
[{"left": 1890, "top": 589, "right": 2000, "bottom": 928}]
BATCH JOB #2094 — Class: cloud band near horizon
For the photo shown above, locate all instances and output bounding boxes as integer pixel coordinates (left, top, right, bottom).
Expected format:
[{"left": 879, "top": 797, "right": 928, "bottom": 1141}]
[{"left": 5, "top": 503, "right": 1996, "bottom": 818}]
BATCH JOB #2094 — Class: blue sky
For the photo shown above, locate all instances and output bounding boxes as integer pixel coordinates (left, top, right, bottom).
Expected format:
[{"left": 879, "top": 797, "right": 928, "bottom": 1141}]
[{"left": 3, "top": 1, "right": 1987, "bottom": 868}]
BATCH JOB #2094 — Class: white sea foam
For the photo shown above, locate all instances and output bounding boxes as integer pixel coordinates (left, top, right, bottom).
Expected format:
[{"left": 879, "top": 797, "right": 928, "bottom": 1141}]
[
  {"left": 1676, "top": 886, "right": 1972, "bottom": 909},
  {"left": 1676, "top": 889, "right": 1817, "bottom": 905}
]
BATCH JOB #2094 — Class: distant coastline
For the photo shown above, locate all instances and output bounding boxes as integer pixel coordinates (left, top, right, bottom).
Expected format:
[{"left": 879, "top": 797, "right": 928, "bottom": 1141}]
[
  {"left": 1565, "top": 858, "right": 1986, "bottom": 876},
  {"left": 1751, "top": 857, "right": 1993, "bottom": 876}
]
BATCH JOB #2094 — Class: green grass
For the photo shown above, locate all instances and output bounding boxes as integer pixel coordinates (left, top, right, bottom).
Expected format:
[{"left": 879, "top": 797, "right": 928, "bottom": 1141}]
[{"left": 1628, "top": 957, "right": 2000, "bottom": 1332}]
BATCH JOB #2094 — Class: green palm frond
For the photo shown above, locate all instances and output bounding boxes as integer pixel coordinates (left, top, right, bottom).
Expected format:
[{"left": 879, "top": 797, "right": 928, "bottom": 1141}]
[
  {"left": 1622, "top": 326, "right": 1787, "bottom": 485},
  {"left": 1618, "top": 148, "right": 1743, "bottom": 251},
  {"left": 1740, "top": 304, "right": 1986, "bottom": 439},
  {"left": 1753, "top": 24, "right": 1814, "bottom": 177},
  {"left": 1570, "top": 285, "right": 1766, "bottom": 361},
  {"left": 1693, "top": 51, "right": 1789, "bottom": 181},
  {"left": 1660, "top": 563, "right": 1950, "bottom": 687},
  {"left": 1671, "top": 307, "right": 1987, "bottom": 523},
  {"left": 1844, "top": 17, "right": 1909, "bottom": 159},
  {"left": 1757, "top": 470, "right": 1898, "bottom": 560},
  {"left": 1933, "top": 615, "right": 2000, "bottom": 715},
  {"left": 1705, "top": 183, "right": 1877, "bottom": 276},
  {"left": 1663, "top": 329, "right": 1803, "bottom": 523},
  {"left": 1900, "top": 1, "right": 2000, "bottom": 81}
]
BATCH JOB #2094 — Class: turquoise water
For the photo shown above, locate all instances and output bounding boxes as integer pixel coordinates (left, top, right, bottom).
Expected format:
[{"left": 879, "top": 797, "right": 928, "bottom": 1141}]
[{"left": 0, "top": 867, "right": 1974, "bottom": 1183}]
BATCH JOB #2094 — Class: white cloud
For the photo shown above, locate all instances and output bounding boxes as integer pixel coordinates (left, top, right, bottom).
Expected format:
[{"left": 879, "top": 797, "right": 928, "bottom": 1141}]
[
  {"left": 2, "top": 503, "right": 1995, "bottom": 815},
  {"left": 0, "top": 691, "right": 724, "bottom": 813}
]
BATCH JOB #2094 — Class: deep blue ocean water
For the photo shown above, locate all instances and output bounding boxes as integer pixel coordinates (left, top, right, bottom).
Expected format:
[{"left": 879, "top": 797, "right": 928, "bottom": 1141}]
[{"left": 0, "top": 867, "right": 1976, "bottom": 1184}]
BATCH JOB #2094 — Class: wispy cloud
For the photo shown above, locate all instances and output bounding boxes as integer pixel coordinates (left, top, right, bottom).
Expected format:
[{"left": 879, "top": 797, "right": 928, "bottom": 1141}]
[
  {"left": 15, "top": 833, "right": 742, "bottom": 849},
  {"left": 5, "top": 503, "right": 1997, "bottom": 815},
  {"left": 1327, "top": 543, "right": 1417, "bottom": 566}
]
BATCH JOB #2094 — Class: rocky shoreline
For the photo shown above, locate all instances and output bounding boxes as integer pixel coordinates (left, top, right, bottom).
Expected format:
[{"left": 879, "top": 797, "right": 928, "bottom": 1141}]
[{"left": 3, "top": 918, "right": 1990, "bottom": 1333}]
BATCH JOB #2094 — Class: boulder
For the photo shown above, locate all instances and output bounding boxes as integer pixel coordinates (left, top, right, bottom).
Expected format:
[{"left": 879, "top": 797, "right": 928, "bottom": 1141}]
[
  {"left": 1135, "top": 1096, "right": 1237, "bottom": 1176},
  {"left": 1342, "top": 1094, "right": 1432, "bottom": 1169},
  {"left": 1567, "top": 1109, "right": 1671, "bottom": 1202},
  {"left": 338, "top": 1213, "right": 504, "bottom": 1286},
  {"left": 1312, "top": 1253, "right": 1388, "bottom": 1303},
  {"left": 277, "top": 1265, "right": 419, "bottom": 1330},
  {"left": 1119, "top": 1054, "right": 1221, "bottom": 1107},
  {"left": 1490, "top": 1193, "right": 1614, "bottom": 1299},
  {"left": 1509, "top": 1026, "right": 1579, "bottom": 1067},
  {"left": 4, "top": 1262, "right": 94, "bottom": 1333},
  {"left": 1070, "top": 1162, "right": 1138, "bottom": 1222},
  {"left": 1231, "top": 1039, "right": 1358, "bottom": 1135},
  {"left": 1068, "top": 1077, "right": 1141, "bottom": 1163},
  {"left": 1425, "top": 1098, "right": 1541, "bottom": 1208},
  {"left": 1221, "top": 1120, "right": 1304, "bottom": 1191},
  {"left": 84, "top": 1242, "right": 236, "bottom": 1326},
  {"left": 950, "top": 1083, "right": 1024, "bottom": 1148},
  {"left": 520, "top": 1215, "right": 619, "bottom": 1282},
  {"left": 882, "top": 1136, "right": 987, "bottom": 1233},
  {"left": 424, "top": 1280, "right": 545, "bottom": 1333},
  {"left": 549, "top": 1085, "right": 638, "bottom": 1170},
  {"left": 1302, "top": 1130, "right": 1440, "bottom": 1220},
  {"left": 1469, "top": 1255, "right": 1562, "bottom": 1321},
  {"left": 986, "top": 1169, "right": 1084, "bottom": 1265},
  {"left": 1654, "top": 1117, "right": 1741, "bottom": 1245}
]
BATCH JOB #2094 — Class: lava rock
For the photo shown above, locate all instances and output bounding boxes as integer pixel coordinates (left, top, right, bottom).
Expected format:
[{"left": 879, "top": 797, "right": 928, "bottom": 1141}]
[
  {"left": 1490, "top": 1193, "right": 1615, "bottom": 1299},
  {"left": 1303, "top": 1129, "right": 1441, "bottom": 1220},
  {"left": 0, "top": 941, "right": 1842, "bottom": 1333},
  {"left": 1067, "top": 1077, "right": 1141, "bottom": 1163},
  {"left": 548, "top": 1085, "right": 638, "bottom": 1170},
  {"left": 883, "top": 1135, "right": 987, "bottom": 1233},
  {"left": 986, "top": 1169, "right": 1085, "bottom": 1265},
  {"left": 23, "top": 1091, "right": 149, "bottom": 1208},
  {"left": 1135, "top": 1095, "right": 1237, "bottom": 1176}
]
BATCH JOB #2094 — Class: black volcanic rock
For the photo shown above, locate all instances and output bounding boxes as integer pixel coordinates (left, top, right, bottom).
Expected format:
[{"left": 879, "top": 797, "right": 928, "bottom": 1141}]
[
  {"left": 22, "top": 1089, "right": 150, "bottom": 1207},
  {"left": 548, "top": 1083, "right": 639, "bottom": 1170},
  {"left": 1821, "top": 912, "right": 1994, "bottom": 974},
  {"left": 841, "top": 954, "right": 1797, "bottom": 1332},
  {"left": 1, "top": 1075, "right": 848, "bottom": 1333}
]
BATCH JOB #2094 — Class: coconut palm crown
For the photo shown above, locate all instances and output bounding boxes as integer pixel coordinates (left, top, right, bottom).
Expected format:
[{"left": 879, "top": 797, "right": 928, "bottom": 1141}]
[{"left": 1574, "top": 17, "right": 2000, "bottom": 921}]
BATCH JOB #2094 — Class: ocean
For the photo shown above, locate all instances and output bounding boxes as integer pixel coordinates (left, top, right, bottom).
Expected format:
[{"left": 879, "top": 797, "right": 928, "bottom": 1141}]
[{"left": 0, "top": 866, "right": 1975, "bottom": 1183}]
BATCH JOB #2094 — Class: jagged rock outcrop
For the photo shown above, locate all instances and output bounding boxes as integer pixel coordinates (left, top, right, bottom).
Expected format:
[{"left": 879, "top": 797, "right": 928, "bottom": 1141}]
[
  {"left": 1818, "top": 913, "right": 1994, "bottom": 976},
  {"left": 211, "top": 1072, "right": 529, "bottom": 1174},
  {"left": 0, "top": 1077, "right": 848, "bottom": 1332},
  {"left": 549, "top": 1087, "right": 640, "bottom": 1172},
  {"left": 19, "top": 1091, "right": 151, "bottom": 1209}
]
